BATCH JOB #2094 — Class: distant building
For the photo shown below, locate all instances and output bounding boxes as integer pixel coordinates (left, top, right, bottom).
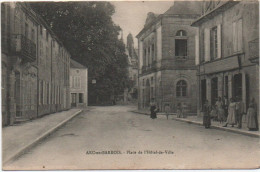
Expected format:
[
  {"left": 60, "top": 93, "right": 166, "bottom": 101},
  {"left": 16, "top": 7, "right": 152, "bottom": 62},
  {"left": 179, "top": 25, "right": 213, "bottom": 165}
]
[
  {"left": 126, "top": 33, "right": 138, "bottom": 99},
  {"left": 136, "top": 1, "right": 202, "bottom": 113},
  {"left": 191, "top": 1, "right": 259, "bottom": 118},
  {"left": 1, "top": 2, "right": 70, "bottom": 126},
  {"left": 70, "top": 59, "right": 88, "bottom": 108}
]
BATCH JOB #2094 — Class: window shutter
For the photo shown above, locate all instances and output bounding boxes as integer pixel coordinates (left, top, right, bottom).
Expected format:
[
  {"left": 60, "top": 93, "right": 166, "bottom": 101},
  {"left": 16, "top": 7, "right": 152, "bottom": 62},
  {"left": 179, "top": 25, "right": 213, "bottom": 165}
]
[
  {"left": 237, "top": 19, "right": 243, "bottom": 51},
  {"left": 204, "top": 28, "right": 210, "bottom": 61},
  {"left": 195, "top": 34, "right": 199, "bottom": 65},
  {"left": 232, "top": 22, "right": 237, "bottom": 52},
  {"left": 217, "top": 24, "right": 221, "bottom": 58}
]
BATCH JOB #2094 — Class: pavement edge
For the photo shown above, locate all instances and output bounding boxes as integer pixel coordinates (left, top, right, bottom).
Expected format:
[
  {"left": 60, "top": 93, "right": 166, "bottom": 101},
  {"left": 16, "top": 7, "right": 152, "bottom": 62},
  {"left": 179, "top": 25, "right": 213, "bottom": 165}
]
[
  {"left": 3, "top": 109, "right": 83, "bottom": 166},
  {"left": 131, "top": 110, "right": 260, "bottom": 138}
]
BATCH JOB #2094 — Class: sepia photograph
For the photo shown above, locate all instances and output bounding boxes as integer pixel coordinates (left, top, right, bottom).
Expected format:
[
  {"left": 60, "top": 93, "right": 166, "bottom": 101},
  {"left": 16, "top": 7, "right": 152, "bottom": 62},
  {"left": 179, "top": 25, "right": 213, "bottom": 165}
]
[{"left": 1, "top": 0, "right": 260, "bottom": 170}]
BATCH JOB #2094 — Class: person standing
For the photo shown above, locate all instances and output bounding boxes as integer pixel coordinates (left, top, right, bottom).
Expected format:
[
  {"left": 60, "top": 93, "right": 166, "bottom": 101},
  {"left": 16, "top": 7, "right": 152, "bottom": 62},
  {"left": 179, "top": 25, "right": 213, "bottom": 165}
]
[
  {"left": 235, "top": 97, "right": 244, "bottom": 129},
  {"left": 176, "top": 103, "right": 182, "bottom": 118},
  {"left": 216, "top": 97, "right": 225, "bottom": 123},
  {"left": 164, "top": 104, "right": 170, "bottom": 120},
  {"left": 247, "top": 98, "right": 258, "bottom": 131},
  {"left": 202, "top": 100, "right": 211, "bottom": 129},
  {"left": 223, "top": 96, "right": 229, "bottom": 121},
  {"left": 223, "top": 98, "right": 236, "bottom": 127},
  {"left": 150, "top": 98, "right": 158, "bottom": 119}
]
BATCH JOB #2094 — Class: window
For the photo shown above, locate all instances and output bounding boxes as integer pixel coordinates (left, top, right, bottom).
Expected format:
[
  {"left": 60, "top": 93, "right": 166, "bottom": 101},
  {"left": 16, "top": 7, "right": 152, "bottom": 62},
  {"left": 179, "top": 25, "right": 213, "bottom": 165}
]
[
  {"left": 148, "top": 47, "right": 150, "bottom": 66},
  {"left": 175, "top": 39, "right": 187, "bottom": 57},
  {"left": 25, "top": 23, "right": 28, "bottom": 38},
  {"left": 175, "top": 30, "right": 187, "bottom": 58},
  {"left": 151, "top": 87, "right": 154, "bottom": 99},
  {"left": 47, "top": 82, "right": 49, "bottom": 104},
  {"left": 143, "top": 49, "right": 146, "bottom": 66},
  {"left": 151, "top": 44, "right": 155, "bottom": 62},
  {"left": 176, "top": 80, "right": 187, "bottom": 97},
  {"left": 211, "top": 77, "right": 218, "bottom": 105},
  {"left": 31, "top": 29, "right": 35, "bottom": 42},
  {"left": 73, "top": 76, "right": 81, "bottom": 88},
  {"left": 46, "top": 31, "right": 49, "bottom": 41},
  {"left": 151, "top": 77, "right": 154, "bottom": 85},
  {"left": 176, "top": 30, "right": 187, "bottom": 36},
  {"left": 233, "top": 19, "right": 243, "bottom": 53},
  {"left": 210, "top": 27, "right": 218, "bottom": 60},
  {"left": 79, "top": 93, "right": 83, "bottom": 103},
  {"left": 40, "top": 25, "right": 43, "bottom": 35}
]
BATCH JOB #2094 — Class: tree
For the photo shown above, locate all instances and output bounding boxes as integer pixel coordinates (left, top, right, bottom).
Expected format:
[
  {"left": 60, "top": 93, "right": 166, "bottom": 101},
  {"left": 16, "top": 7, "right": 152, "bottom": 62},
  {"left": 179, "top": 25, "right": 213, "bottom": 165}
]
[{"left": 29, "top": 2, "right": 131, "bottom": 104}]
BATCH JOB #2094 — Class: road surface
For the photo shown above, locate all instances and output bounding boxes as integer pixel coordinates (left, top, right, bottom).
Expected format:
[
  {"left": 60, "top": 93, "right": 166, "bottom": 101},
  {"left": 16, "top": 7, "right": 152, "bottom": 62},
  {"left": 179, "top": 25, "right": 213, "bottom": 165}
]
[{"left": 5, "top": 105, "right": 260, "bottom": 170}]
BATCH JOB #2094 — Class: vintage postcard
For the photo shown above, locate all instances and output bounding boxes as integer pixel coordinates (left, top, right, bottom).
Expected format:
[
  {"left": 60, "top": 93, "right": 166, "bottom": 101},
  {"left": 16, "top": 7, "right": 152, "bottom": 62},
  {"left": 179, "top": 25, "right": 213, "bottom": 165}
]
[{"left": 1, "top": 0, "right": 260, "bottom": 170}]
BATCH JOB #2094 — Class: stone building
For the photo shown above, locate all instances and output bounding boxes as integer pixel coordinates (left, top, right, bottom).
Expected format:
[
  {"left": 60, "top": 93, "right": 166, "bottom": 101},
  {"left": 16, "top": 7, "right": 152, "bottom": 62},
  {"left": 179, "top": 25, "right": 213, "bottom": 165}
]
[
  {"left": 1, "top": 2, "right": 70, "bottom": 126},
  {"left": 126, "top": 33, "right": 138, "bottom": 99},
  {"left": 191, "top": 0, "right": 259, "bottom": 121},
  {"left": 70, "top": 59, "right": 88, "bottom": 108},
  {"left": 136, "top": 2, "right": 202, "bottom": 113}
]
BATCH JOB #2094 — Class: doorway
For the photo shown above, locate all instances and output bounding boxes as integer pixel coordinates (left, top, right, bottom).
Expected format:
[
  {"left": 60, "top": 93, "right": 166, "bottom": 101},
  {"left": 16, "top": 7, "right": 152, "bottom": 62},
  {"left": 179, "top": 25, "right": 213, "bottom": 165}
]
[
  {"left": 201, "top": 79, "right": 206, "bottom": 107},
  {"left": 211, "top": 77, "right": 218, "bottom": 105},
  {"left": 233, "top": 73, "right": 242, "bottom": 101},
  {"left": 71, "top": 93, "right": 77, "bottom": 107},
  {"left": 145, "top": 79, "right": 150, "bottom": 107},
  {"left": 15, "top": 72, "right": 21, "bottom": 118}
]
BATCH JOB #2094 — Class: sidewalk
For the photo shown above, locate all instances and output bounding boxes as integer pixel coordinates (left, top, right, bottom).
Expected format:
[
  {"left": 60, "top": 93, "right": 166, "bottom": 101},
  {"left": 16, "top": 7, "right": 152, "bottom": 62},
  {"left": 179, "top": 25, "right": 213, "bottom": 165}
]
[
  {"left": 131, "top": 109, "right": 260, "bottom": 138},
  {"left": 2, "top": 108, "right": 83, "bottom": 165}
]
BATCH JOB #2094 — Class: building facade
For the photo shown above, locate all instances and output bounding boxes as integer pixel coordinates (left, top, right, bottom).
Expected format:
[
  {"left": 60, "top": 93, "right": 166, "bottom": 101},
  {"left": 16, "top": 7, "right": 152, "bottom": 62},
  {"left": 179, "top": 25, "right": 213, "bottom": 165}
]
[
  {"left": 191, "top": 1, "right": 259, "bottom": 120},
  {"left": 1, "top": 2, "right": 70, "bottom": 126},
  {"left": 126, "top": 33, "right": 138, "bottom": 100},
  {"left": 70, "top": 59, "right": 88, "bottom": 108},
  {"left": 136, "top": 1, "right": 202, "bottom": 114}
]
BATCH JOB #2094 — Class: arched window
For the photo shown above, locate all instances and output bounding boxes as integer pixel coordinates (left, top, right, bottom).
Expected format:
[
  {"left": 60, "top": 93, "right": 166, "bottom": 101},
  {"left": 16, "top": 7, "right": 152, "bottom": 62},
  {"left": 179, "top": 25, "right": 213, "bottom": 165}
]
[
  {"left": 176, "top": 80, "right": 187, "bottom": 97},
  {"left": 175, "top": 30, "right": 187, "bottom": 57},
  {"left": 176, "top": 30, "right": 187, "bottom": 36}
]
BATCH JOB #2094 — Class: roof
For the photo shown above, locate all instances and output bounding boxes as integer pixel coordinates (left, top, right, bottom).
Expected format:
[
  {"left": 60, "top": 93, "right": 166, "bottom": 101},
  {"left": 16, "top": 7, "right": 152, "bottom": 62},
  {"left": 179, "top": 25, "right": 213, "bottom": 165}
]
[
  {"left": 164, "top": 1, "right": 202, "bottom": 15},
  {"left": 136, "top": 1, "right": 202, "bottom": 38},
  {"left": 70, "top": 59, "right": 87, "bottom": 69},
  {"left": 191, "top": 1, "right": 239, "bottom": 27}
]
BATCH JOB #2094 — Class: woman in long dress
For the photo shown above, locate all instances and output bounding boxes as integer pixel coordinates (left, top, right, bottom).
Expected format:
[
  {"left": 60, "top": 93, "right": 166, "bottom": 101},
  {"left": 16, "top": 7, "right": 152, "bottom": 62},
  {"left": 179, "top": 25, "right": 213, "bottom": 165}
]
[
  {"left": 216, "top": 97, "right": 225, "bottom": 123},
  {"left": 150, "top": 99, "right": 158, "bottom": 119},
  {"left": 202, "top": 100, "right": 211, "bottom": 129},
  {"left": 223, "top": 98, "right": 236, "bottom": 127},
  {"left": 247, "top": 98, "right": 258, "bottom": 131}
]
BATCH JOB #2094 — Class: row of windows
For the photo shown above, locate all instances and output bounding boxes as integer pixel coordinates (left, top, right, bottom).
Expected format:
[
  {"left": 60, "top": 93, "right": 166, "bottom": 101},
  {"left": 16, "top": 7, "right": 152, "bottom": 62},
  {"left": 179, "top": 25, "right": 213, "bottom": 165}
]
[
  {"left": 202, "top": 19, "right": 242, "bottom": 63},
  {"left": 143, "top": 44, "right": 155, "bottom": 66},
  {"left": 71, "top": 76, "right": 81, "bottom": 89},
  {"left": 39, "top": 80, "right": 62, "bottom": 105},
  {"left": 142, "top": 77, "right": 154, "bottom": 87},
  {"left": 142, "top": 30, "right": 188, "bottom": 68}
]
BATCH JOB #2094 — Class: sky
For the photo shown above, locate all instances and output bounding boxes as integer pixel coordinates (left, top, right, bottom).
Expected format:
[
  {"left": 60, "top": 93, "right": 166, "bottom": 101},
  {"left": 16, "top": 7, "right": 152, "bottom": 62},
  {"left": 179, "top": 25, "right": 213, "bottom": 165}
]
[{"left": 111, "top": 1, "right": 174, "bottom": 48}]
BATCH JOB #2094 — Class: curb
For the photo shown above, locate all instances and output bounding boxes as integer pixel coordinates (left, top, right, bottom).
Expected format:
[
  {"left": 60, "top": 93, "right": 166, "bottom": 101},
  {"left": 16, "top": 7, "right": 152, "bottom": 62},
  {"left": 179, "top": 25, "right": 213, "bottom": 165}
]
[
  {"left": 172, "top": 117, "right": 260, "bottom": 138},
  {"left": 131, "top": 110, "right": 260, "bottom": 138},
  {"left": 3, "top": 109, "right": 83, "bottom": 165}
]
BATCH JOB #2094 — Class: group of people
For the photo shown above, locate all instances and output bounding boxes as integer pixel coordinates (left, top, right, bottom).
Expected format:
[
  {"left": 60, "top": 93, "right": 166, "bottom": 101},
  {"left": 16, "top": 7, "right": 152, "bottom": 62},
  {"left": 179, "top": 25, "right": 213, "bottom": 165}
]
[
  {"left": 149, "top": 99, "right": 186, "bottom": 120},
  {"left": 202, "top": 96, "right": 258, "bottom": 131}
]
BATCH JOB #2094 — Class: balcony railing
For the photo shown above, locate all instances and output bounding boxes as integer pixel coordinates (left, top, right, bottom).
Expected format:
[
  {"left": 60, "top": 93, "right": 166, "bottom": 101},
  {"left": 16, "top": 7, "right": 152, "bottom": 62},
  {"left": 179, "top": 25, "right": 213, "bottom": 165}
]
[
  {"left": 141, "top": 61, "right": 157, "bottom": 74},
  {"left": 11, "top": 34, "right": 36, "bottom": 62},
  {"left": 248, "top": 38, "right": 259, "bottom": 64},
  {"left": 175, "top": 56, "right": 188, "bottom": 60}
]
